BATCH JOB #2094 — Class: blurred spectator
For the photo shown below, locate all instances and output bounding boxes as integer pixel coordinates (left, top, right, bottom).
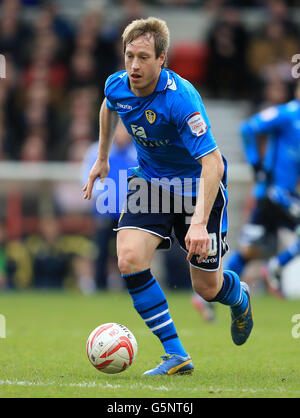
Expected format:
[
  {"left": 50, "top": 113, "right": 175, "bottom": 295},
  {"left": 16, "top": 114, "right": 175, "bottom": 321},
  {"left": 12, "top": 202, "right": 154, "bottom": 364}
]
[
  {"left": 3, "top": 3, "right": 122, "bottom": 165},
  {"left": 246, "top": 19, "right": 299, "bottom": 102},
  {"left": 4, "top": 238, "right": 31, "bottom": 289},
  {"left": 1, "top": 1, "right": 300, "bottom": 160},
  {"left": 1, "top": 55, "right": 21, "bottom": 159},
  {"left": 205, "top": 6, "right": 250, "bottom": 99},
  {"left": 32, "top": 216, "right": 68, "bottom": 289},
  {"left": 255, "top": 79, "right": 290, "bottom": 111},
  {"left": 113, "top": 0, "right": 145, "bottom": 71},
  {"left": 58, "top": 87, "right": 98, "bottom": 162},
  {"left": 20, "top": 0, "right": 44, "bottom": 5},
  {"left": 0, "top": 223, "right": 7, "bottom": 288},
  {"left": 12, "top": 81, "right": 59, "bottom": 160},
  {"left": 81, "top": 120, "right": 137, "bottom": 289},
  {"left": 67, "top": 50, "right": 98, "bottom": 90},
  {"left": 0, "top": 222, "right": 20, "bottom": 289},
  {"left": 266, "top": 0, "right": 299, "bottom": 38},
  {"left": 67, "top": 9, "right": 119, "bottom": 102},
  {"left": 0, "top": 83, "right": 7, "bottom": 160},
  {"left": 203, "top": 0, "right": 265, "bottom": 12},
  {"left": 119, "top": 0, "right": 145, "bottom": 20},
  {"left": 20, "top": 126, "right": 47, "bottom": 161},
  {"left": 21, "top": 30, "right": 68, "bottom": 104},
  {"left": 37, "top": 1, "right": 74, "bottom": 43},
  {"left": 203, "top": 0, "right": 226, "bottom": 11},
  {"left": 0, "top": 0, "right": 32, "bottom": 68}
]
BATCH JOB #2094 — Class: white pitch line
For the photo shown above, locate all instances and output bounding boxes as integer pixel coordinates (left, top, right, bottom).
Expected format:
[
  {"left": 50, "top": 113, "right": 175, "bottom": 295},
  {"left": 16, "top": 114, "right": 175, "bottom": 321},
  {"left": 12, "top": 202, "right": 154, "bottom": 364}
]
[
  {"left": 0, "top": 379, "right": 170, "bottom": 392},
  {"left": 0, "top": 379, "right": 299, "bottom": 395}
]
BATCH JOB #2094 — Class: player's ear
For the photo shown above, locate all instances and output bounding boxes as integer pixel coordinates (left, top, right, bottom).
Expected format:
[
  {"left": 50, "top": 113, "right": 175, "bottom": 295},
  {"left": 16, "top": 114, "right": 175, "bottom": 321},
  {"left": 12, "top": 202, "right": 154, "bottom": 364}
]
[{"left": 160, "top": 51, "right": 167, "bottom": 68}]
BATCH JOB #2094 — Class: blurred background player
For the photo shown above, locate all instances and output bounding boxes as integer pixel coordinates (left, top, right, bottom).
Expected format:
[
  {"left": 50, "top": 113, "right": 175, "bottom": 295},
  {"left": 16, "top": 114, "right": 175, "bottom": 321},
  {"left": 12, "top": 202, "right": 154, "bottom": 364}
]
[
  {"left": 81, "top": 120, "right": 137, "bottom": 290},
  {"left": 191, "top": 289, "right": 216, "bottom": 322},
  {"left": 225, "top": 81, "right": 300, "bottom": 298}
]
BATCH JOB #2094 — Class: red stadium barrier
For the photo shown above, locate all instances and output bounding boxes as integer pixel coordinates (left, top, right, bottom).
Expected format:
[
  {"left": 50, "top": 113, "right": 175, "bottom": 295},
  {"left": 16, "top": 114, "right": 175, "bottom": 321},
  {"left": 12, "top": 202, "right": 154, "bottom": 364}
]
[{"left": 168, "top": 42, "right": 209, "bottom": 85}]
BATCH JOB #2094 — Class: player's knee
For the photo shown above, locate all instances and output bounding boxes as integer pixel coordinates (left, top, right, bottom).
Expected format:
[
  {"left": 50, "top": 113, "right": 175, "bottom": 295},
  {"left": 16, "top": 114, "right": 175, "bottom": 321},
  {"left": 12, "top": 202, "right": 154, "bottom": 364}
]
[{"left": 118, "top": 247, "right": 144, "bottom": 275}]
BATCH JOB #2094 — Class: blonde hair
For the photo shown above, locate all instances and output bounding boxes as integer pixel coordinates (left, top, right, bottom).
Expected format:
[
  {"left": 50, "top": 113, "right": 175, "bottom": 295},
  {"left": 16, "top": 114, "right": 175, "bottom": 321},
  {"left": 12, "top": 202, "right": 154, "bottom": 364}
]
[{"left": 122, "top": 17, "right": 170, "bottom": 67}]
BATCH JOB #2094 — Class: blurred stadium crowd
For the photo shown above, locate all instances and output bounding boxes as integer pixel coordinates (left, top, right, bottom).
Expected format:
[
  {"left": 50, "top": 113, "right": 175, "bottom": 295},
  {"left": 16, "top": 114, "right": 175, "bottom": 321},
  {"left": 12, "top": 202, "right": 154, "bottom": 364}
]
[
  {"left": 1, "top": 0, "right": 300, "bottom": 162},
  {"left": 0, "top": 0, "right": 299, "bottom": 291}
]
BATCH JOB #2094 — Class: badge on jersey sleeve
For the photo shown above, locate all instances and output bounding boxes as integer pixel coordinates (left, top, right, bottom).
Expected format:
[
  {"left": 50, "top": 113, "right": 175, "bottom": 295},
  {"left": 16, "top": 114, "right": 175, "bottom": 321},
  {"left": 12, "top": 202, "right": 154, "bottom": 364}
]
[
  {"left": 145, "top": 110, "right": 156, "bottom": 124},
  {"left": 186, "top": 112, "right": 207, "bottom": 137}
]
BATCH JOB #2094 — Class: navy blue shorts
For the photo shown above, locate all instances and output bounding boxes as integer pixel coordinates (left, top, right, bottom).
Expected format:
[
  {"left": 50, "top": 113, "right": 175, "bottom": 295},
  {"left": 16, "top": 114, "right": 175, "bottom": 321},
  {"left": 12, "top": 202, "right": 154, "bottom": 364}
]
[{"left": 114, "top": 176, "right": 229, "bottom": 271}]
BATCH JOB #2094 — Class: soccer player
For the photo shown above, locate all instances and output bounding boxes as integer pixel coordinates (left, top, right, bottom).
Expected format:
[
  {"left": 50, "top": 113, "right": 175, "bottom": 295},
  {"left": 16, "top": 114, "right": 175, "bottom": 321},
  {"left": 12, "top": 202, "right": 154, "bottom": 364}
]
[
  {"left": 225, "top": 81, "right": 300, "bottom": 298},
  {"left": 83, "top": 17, "right": 253, "bottom": 376}
]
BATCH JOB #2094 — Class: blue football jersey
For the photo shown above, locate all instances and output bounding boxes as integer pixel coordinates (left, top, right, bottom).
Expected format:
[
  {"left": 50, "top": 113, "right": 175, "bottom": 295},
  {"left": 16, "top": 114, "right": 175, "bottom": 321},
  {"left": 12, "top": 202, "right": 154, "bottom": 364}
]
[
  {"left": 240, "top": 100, "right": 300, "bottom": 199},
  {"left": 104, "top": 69, "right": 224, "bottom": 196}
]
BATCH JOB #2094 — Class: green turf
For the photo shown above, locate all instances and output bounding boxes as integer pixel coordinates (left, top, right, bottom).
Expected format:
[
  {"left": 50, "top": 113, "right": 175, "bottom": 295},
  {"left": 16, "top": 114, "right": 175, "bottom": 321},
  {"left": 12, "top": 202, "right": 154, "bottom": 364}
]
[{"left": 0, "top": 289, "right": 299, "bottom": 398}]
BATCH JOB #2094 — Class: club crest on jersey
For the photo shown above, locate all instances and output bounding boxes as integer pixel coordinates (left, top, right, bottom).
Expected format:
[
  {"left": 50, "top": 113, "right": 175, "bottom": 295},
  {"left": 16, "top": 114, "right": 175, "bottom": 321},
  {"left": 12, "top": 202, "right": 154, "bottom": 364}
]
[
  {"left": 186, "top": 112, "right": 207, "bottom": 137},
  {"left": 145, "top": 110, "right": 156, "bottom": 124}
]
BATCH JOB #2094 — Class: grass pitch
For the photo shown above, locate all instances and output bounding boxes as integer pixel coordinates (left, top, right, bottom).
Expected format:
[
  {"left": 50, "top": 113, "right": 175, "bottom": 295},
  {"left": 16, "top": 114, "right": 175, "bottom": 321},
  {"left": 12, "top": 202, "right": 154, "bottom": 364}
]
[{"left": 0, "top": 289, "right": 299, "bottom": 398}]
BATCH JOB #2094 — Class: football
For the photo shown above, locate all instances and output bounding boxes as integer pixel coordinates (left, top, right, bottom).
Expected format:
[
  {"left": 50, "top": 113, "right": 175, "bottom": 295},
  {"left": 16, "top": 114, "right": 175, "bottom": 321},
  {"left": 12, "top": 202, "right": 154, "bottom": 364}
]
[{"left": 86, "top": 323, "right": 138, "bottom": 374}]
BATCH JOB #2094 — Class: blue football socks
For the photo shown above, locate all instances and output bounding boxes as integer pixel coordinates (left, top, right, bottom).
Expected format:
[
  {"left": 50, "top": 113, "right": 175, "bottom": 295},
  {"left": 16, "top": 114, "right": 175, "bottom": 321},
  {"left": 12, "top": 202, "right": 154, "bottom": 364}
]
[
  {"left": 211, "top": 270, "right": 248, "bottom": 316},
  {"left": 123, "top": 269, "right": 188, "bottom": 357}
]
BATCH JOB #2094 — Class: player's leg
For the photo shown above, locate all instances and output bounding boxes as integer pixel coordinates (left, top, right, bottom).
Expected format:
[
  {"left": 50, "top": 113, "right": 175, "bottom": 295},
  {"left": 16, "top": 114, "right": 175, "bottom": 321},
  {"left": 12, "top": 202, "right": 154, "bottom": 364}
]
[
  {"left": 191, "top": 292, "right": 216, "bottom": 323},
  {"left": 190, "top": 259, "right": 249, "bottom": 317},
  {"left": 274, "top": 237, "right": 300, "bottom": 268},
  {"left": 190, "top": 261, "right": 253, "bottom": 346},
  {"left": 117, "top": 228, "right": 193, "bottom": 375},
  {"left": 117, "top": 228, "right": 160, "bottom": 274},
  {"left": 224, "top": 228, "right": 267, "bottom": 276},
  {"left": 224, "top": 202, "right": 274, "bottom": 277},
  {"left": 261, "top": 228, "right": 300, "bottom": 298},
  {"left": 178, "top": 185, "right": 253, "bottom": 345}
]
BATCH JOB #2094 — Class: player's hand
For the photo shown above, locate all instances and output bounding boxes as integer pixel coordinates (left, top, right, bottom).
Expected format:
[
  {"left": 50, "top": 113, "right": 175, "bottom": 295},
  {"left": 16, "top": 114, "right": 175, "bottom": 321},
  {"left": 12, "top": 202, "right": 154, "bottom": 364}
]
[
  {"left": 185, "top": 223, "right": 210, "bottom": 264},
  {"left": 83, "top": 158, "right": 110, "bottom": 200}
]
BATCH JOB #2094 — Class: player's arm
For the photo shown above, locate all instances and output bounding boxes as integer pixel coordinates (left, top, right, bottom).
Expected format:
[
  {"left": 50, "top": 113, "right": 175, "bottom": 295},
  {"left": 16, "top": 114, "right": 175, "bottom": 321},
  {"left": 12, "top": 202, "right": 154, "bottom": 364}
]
[
  {"left": 240, "top": 106, "right": 283, "bottom": 175},
  {"left": 171, "top": 90, "right": 223, "bottom": 263},
  {"left": 83, "top": 98, "right": 118, "bottom": 200},
  {"left": 185, "top": 149, "right": 224, "bottom": 263}
]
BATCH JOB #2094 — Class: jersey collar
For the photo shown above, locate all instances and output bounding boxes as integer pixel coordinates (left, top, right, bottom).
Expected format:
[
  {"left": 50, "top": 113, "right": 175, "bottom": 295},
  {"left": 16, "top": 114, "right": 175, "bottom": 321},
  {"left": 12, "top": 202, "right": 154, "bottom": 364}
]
[{"left": 155, "top": 68, "right": 170, "bottom": 92}]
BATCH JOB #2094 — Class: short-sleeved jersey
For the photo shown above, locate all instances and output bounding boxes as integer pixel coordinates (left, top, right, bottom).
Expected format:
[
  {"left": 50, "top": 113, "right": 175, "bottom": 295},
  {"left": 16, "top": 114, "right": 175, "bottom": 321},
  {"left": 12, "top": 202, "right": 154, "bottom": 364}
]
[
  {"left": 240, "top": 100, "right": 300, "bottom": 199},
  {"left": 105, "top": 69, "right": 224, "bottom": 196}
]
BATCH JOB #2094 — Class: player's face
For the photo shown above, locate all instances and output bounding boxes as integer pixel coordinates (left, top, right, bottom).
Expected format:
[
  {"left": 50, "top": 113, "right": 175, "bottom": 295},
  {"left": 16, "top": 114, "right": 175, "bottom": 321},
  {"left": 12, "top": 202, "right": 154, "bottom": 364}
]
[{"left": 125, "top": 34, "right": 166, "bottom": 97}]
